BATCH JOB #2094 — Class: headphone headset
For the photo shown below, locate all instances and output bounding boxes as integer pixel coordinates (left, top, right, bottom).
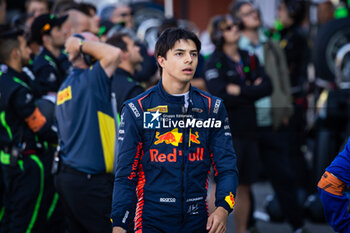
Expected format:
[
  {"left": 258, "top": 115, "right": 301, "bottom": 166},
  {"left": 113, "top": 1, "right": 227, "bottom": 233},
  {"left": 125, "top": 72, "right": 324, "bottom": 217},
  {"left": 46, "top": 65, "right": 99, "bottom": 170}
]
[{"left": 71, "top": 33, "right": 96, "bottom": 66}]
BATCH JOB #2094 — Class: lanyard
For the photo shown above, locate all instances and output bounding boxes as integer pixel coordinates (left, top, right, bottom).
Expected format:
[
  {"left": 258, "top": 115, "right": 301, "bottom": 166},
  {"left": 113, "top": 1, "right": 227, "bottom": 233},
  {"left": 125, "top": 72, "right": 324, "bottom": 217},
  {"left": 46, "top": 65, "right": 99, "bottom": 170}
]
[{"left": 235, "top": 60, "right": 245, "bottom": 82}]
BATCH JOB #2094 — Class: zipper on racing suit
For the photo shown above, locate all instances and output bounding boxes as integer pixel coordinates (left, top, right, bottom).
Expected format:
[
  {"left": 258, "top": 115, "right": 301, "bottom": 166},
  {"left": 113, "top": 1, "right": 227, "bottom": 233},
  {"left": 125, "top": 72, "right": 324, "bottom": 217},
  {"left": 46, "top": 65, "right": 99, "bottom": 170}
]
[{"left": 181, "top": 104, "right": 187, "bottom": 225}]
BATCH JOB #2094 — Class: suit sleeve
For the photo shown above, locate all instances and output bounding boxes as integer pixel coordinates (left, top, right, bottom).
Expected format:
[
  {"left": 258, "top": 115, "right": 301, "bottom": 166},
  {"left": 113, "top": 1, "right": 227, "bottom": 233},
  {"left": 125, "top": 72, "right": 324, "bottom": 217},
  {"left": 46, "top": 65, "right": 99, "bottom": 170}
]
[
  {"left": 318, "top": 139, "right": 350, "bottom": 232},
  {"left": 111, "top": 103, "right": 142, "bottom": 229},
  {"left": 208, "top": 99, "right": 238, "bottom": 213}
]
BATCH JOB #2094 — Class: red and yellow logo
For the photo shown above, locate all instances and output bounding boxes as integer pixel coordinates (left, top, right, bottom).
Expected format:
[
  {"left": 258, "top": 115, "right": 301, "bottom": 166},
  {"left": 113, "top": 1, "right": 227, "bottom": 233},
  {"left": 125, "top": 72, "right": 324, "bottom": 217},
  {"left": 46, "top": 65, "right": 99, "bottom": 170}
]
[
  {"left": 57, "top": 86, "right": 72, "bottom": 105},
  {"left": 225, "top": 192, "right": 235, "bottom": 209},
  {"left": 154, "top": 129, "right": 201, "bottom": 147},
  {"left": 188, "top": 129, "right": 200, "bottom": 146},
  {"left": 147, "top": 105, "right": 168, "bottom": 113},
  {"left": 154, "top": 128, "right": 183, "bottom": 146}
]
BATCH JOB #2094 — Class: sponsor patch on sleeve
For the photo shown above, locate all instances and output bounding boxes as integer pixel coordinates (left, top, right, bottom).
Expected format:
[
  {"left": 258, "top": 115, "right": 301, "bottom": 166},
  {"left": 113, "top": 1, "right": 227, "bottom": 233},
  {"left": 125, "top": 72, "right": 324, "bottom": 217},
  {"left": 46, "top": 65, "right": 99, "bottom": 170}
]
[
  {"left": 213, "top": 99, "right": 221, "bottom": 114},
  {"left": 225, "top": 192, "right": 235, "bottom": 209},
  {"left": 128, "top": 102, "right": 140, "bottom": 118},
  {"left": 318, "top": 171, "right": 346, "bottom": 196}
]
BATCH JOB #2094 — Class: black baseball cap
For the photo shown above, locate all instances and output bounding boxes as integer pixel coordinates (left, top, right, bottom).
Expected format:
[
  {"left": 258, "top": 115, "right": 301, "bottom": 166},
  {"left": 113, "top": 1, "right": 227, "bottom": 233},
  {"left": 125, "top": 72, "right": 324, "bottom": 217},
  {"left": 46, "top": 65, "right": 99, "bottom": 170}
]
[{"left": 30, "top": 13, "right": 68, "bottom": 44}]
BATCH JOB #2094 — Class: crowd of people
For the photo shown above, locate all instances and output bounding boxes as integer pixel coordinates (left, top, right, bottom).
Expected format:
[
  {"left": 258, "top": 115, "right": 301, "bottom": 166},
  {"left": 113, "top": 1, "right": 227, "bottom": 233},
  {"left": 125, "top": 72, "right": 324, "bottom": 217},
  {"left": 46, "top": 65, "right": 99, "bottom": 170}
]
[{"left": 0, "top": 0, "right": 349, "bottom": 233}]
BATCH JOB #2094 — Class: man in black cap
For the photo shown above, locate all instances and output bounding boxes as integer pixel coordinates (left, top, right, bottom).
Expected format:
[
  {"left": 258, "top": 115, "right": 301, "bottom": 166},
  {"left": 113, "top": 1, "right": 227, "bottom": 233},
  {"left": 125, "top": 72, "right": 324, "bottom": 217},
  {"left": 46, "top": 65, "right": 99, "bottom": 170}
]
[{"left": 30, "top": 13, "right": 69, "bottom": 98}]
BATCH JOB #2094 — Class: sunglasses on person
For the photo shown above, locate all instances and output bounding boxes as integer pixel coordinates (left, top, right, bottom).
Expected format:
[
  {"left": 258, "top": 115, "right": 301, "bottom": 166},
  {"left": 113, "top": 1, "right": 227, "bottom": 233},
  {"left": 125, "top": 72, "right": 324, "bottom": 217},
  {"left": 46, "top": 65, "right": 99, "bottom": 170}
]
[
  {"left": 224, "top": 22, "right": 240, "bottom": 31},
  {"left": 120, "top": 11, "right": 133, "bottom": 17}
]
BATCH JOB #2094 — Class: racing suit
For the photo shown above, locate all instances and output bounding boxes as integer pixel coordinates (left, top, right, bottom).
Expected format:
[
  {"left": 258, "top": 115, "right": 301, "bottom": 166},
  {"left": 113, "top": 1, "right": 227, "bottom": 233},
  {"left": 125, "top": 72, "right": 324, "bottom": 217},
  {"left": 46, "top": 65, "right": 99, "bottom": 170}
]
[
  {"left": 111, "top": 80, "right": 238, "bottom": 233},
  {"left": 318, "top": 138, "right": 350, "bottom": 232}
]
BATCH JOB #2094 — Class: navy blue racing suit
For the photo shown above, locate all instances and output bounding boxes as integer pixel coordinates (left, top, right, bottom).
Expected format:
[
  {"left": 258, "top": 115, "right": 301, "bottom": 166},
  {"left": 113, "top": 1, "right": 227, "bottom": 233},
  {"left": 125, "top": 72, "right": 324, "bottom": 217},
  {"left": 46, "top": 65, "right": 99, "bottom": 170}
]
[{"left": 111, "top": 80, "right": 238, "bottom": 233}]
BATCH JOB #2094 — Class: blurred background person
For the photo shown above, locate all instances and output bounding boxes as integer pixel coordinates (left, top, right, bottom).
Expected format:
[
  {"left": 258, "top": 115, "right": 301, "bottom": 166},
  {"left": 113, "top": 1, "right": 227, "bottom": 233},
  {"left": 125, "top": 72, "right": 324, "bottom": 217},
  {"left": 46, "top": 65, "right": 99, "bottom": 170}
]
[
  {"left": 231, "top": 1, "right": 308, "bottom": 233},
  {"left": 106, "top": 33, "right": 145, "bottom": 115},
  {"left": 106, "top": 3, "right": 158, "bottom": 87},
  {"left": 25, "top": 0, "right": 49, "bottom": 29},
  {"left": 110, "top": 2, "right": 133, "bottom": 29},
  {"left": 55, "top": 32, "right": 121, "bottom": 233},
  {"left": 205, "top": 14, "right": 272, "bottom": 233},
  {"left": 30, "top": 13, "right": 69, "bottom": 98},
  {"left": 0, "top": 26, "right": 58, "bottom": 233},
  {"left": 276, "top": 0, "right": 312, "bottom": 198},
  {"left": 24, "top": 0, "right": 50, "bottom": 57}
]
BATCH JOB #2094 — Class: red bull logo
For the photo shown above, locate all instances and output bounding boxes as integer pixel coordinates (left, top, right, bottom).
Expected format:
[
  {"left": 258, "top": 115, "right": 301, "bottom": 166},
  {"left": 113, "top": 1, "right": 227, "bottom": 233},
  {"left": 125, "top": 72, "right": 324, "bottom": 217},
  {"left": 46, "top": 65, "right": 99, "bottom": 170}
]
[
  {"left": 150, "top": 148, "right": 180, "bottom": 162},
  {"left": 189, "top": 147, "right": 204, "bottom": 162},
  {"left": 150, "top": 148, "right": 204, "bottom": 163},
  {"left": 154, "top": 128, "right": 183, "bottom": 146}
]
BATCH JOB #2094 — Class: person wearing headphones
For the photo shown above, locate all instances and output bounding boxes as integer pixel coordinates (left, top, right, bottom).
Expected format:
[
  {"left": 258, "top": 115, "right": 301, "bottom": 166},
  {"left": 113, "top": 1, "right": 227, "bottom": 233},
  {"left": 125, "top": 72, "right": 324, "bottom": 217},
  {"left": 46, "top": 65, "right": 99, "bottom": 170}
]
[
  {"left": 204, "top": 14, "right": 272, "bottom": 233},
  {"left": 231, "top": 1, "right": 308, "bottom": 233},
  {"left": 55, "top": 32, "right": 122, "bottom": 233}
]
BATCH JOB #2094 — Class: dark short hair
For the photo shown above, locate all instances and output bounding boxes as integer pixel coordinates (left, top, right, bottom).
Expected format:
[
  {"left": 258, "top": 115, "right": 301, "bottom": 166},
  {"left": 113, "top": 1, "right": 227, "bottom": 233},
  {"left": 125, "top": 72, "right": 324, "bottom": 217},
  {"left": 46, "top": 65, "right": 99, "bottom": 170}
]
[
  {"left": 154, "top": 28, "right": 201, "bottom": 75},
  {"left": 0, "top": 26, "right": 23, "bottom": 63},
  {"left": 106, "top": 33, "right": 129, "bottom": 52},
  {"left": 0, "top": 38, "right": 20, "bottom": 64},
  {"left": 157, "top": 17, "right": 178, "bottom": 38}
]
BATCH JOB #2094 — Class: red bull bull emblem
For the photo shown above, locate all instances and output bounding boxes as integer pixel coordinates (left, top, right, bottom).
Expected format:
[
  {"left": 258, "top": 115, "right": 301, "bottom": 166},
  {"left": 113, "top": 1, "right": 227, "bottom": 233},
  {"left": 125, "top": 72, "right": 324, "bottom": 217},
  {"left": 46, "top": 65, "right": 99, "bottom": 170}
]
[
  {"left": 154, "top": 128, "right": 183, "bottom": 146},
  {"left": 189, "top": 130, "right": 200, "bottom": 146},
  {"left": 225, "top": 192, "right": 235, "bottom": 209}
]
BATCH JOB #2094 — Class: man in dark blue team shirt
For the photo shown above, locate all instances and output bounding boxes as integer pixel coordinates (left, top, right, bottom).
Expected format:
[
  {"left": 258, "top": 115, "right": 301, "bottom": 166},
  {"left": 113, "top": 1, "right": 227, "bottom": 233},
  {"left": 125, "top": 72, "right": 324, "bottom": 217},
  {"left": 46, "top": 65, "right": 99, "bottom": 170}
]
[
  {"left": 55, "top": 32, "right": 122, "bottom": 233},
  {"left": 106, "top": 33, "right": 145, "bottom": 115}
]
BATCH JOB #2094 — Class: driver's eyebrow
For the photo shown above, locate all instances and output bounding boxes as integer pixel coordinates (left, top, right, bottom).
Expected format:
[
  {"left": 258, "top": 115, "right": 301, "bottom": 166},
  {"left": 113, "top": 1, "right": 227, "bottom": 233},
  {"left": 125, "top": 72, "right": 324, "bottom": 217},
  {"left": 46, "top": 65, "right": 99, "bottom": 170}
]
[{"left": 173, "top": 49, "right": 198, "bottom": 53}]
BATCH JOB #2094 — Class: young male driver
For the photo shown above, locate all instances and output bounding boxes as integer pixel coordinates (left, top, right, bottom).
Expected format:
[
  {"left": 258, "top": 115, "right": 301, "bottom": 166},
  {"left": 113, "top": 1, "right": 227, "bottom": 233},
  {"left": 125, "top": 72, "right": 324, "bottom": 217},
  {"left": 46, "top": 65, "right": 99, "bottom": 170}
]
[{"left": 111, "top": 28, "right": 238, "bottom": 233}]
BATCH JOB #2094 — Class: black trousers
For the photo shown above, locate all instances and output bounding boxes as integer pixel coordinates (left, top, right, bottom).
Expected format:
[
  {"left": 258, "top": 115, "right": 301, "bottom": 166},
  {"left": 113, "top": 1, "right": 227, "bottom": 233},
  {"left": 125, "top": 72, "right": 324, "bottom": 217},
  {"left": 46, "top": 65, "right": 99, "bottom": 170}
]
[
  {"left": 40, "top": 146, "right": 65, "bottom": 233},
  {"left": 1, "top": 154, "right": 45, "bottom": 233},
  {"left": 1, "top": 149, "right": 64, "bottom": 233},
  {"left": 55, "top": 164, "right": 114, "bottom": 233},
  {"left": 258, "top": 126, "right": 304, "bottom": 230}
]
